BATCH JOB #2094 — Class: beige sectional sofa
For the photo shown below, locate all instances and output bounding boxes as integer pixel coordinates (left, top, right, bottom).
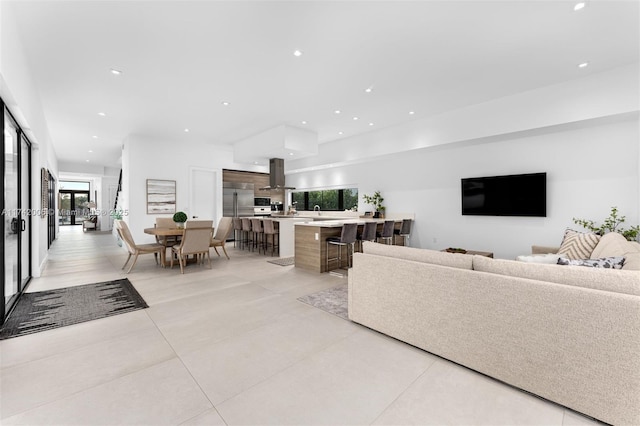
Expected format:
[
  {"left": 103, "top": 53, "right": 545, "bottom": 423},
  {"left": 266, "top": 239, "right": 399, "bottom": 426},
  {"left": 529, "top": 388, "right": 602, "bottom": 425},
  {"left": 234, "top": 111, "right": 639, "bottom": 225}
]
[{"left": 348, "top": 241, "right": 640, "bottom": 425}]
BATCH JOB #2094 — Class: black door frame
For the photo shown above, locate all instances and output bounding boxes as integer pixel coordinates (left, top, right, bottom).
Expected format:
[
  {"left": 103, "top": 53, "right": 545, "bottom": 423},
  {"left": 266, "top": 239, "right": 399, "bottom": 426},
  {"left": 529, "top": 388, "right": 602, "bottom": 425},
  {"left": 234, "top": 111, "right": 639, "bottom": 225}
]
[
  {"left": 58, "top": 189, "right": 91, "bottom": 226},
  {"left": 1, "top": 99, "right": 33, "bottom": 324}
]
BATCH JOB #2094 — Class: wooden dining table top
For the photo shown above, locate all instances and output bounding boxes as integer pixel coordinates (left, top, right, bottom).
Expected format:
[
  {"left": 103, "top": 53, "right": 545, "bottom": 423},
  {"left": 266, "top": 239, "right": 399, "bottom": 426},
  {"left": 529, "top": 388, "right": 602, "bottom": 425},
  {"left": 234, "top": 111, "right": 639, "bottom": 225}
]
[
  {"left": 143, "top": 227, "right": 214, "bottom": 236},
  {"left": 143, "top": 227, "right": 185, "bottom": 236}
]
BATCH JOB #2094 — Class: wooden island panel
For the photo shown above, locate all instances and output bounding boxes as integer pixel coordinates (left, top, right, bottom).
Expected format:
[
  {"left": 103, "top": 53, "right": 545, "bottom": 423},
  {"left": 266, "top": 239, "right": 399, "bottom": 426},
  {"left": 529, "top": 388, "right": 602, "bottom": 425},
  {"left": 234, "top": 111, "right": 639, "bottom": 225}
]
[{"left": 295, "top": 225, "right": 342, "bottom": 273}]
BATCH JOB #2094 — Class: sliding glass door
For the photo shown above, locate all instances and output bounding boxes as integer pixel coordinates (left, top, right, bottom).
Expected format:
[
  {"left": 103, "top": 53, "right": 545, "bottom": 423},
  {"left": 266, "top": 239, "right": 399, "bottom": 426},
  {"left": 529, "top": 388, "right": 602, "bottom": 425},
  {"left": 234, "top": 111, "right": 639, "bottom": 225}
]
[{"left": 2, "top": 104, "right": 32, "bottom": 323}]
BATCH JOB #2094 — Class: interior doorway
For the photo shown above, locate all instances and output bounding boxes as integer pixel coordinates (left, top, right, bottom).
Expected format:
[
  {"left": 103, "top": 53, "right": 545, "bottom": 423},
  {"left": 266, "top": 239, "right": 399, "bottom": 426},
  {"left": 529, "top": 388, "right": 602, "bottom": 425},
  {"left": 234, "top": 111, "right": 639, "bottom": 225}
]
[{"left": 58, "top": 181, "right": 91, "bottom": 226}]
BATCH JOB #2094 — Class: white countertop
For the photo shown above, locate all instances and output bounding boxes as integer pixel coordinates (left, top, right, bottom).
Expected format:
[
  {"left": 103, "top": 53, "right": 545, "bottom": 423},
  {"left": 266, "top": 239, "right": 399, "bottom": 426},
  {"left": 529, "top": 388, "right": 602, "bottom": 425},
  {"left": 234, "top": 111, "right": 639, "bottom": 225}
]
[{"left": 295, "top": 218, "right": 405, "bottom": 228}]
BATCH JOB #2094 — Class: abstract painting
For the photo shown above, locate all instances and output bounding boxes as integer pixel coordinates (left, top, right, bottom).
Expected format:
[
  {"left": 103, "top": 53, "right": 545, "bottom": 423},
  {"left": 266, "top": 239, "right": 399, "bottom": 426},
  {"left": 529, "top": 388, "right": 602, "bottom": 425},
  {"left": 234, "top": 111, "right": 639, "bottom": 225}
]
[{"left": 146, "top": 179, "right": 176, "bottom": 214}]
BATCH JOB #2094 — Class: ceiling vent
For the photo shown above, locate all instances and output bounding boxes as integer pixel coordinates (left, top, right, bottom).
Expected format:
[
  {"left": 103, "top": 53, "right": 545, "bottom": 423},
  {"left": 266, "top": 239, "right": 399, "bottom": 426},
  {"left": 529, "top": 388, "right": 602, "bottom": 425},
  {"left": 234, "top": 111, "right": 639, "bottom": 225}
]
[{"left": 260, "top": 158, "right": 295, "bottom": 191}]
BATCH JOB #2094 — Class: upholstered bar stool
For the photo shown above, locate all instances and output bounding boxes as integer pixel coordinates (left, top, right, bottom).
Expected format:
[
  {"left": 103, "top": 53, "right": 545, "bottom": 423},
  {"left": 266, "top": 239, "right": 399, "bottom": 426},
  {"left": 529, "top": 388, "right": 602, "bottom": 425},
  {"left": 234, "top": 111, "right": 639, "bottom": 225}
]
[
  {"left": 394, "top": 219, "right": 413, "bottom": 246},
  {"left": 251, "top": 218, "right": 264, "bottom": 254},
  {"left": 232, "top": 217, "right": 243, "bottom": 248},
  {"left": 241, "top": 218, "right": 253, "bottom": 250},
  {"left": 326, "top": 222, "right": 358, "bottom": 272},
  {"left": 262, "top": 219, "right": 279, "bottom": 256},
  {"left": 356, "top": 221, "right": 377, "bottom": 252},
  {"left": 377, "top": 220, "right": 395, "bottom": 245}
]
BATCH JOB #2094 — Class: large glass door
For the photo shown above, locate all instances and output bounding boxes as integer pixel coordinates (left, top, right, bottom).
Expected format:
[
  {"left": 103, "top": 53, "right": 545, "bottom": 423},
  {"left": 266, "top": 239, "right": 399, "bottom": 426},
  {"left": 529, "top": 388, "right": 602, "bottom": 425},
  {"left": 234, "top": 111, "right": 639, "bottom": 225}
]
[
  {"left": 3, "top": 105, "right": 31, "bottom": 322},
  {"left": 58, "top": 190, "right": 90, "bottom": 225},
  {"left": 3, "top": 110, "right": 19, "bottom": 312}
]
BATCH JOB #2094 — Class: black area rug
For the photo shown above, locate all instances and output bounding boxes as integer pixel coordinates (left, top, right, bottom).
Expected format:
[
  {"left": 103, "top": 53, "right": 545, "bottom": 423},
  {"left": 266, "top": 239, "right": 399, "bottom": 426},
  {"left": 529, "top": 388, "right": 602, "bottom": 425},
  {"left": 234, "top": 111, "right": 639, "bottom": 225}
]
[
  {"left": 267, "top": 257, "right": 295, "bottom": 266},
  {"left": 297, "top": 284, "right": 349, "bottom": 320},
  {"left": 0, "top": 278, "right": 148, "bottom": 340}
]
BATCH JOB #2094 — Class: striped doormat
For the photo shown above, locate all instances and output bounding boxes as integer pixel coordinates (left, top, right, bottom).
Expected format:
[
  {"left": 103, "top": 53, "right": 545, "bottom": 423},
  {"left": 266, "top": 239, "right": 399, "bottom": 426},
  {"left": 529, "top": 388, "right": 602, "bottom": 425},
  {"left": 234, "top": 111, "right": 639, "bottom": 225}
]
[{"left": 0, "top": 278, "right": 148, "bottom": 340}]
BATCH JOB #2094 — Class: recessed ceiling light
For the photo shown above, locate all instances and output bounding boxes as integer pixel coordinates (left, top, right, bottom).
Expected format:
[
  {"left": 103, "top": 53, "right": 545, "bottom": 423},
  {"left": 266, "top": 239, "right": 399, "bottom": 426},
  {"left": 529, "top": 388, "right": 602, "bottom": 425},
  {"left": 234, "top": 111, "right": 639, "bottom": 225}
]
[
  {"left": 98, "top": 112, "right": 106, "bottom": 117},
  {"left": 92, "top": 135, "right": 98, "bottom": 139},
  {"left": 578, "top": 62, "right": 589, "bottom": 68},
  {"left": 289, "top": 152, "right": 294, "bottom": 156},
  {"left": 254, "top": 161, "right": 259, "bottom": 165},
  {"left": 338, "top": 131, "right": 343, "bottom": 135},
  {"left": 365, "top": 86, "right": 373, "bottom": 93},
  {"left": 353, "top": 117, "right": 359, "bottom": 121},
  {"left": 369, "top": 122, "right": 374, "bottom": 126},
  {"left": 334, "top": 110, "right": 341, "bottom": 114},
  {"left": 86, "top": 160, "right": 90, "bottom": 162},
  {"left": 88, "top": 150, "right": 93, "bottom": 153},
  {"left": 301, "top": 120, "right": 307, "bottom": 125},
  {"left": 222, "top": 101, "right": 230, "bottom": 106},
  {"left": 293, "top": 50, "right": 303, "bottom": 57},
  {"left": 409, "top": 111, "right": 415, "bottom": 115},
  {"left": 110, "top": 68, "right": 123, "bottom": 75},
  {"left": 574, "top": 2, "right": 585, "bottom": 11},
  {"left": 184, "top": 128, "right": 190, "bottom": 132}
]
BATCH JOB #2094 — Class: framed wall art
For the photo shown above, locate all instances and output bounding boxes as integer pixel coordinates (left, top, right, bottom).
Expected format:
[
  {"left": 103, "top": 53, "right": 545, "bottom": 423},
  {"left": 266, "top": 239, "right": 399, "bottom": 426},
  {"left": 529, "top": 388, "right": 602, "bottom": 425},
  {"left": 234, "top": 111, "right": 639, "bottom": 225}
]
[{"left": 146, "top": 179, "right": 176, "bottom": 214}]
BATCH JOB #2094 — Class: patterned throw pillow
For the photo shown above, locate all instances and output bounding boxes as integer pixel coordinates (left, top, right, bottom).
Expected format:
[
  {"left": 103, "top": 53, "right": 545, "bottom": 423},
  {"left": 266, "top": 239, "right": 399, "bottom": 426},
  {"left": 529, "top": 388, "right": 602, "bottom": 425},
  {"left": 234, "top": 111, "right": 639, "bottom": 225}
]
[
  {"left": 557, "top": 256, "right": 626, "bottom": 269},
  {"left": 557, "top": 229, "right": 601, "bottom": 260}
]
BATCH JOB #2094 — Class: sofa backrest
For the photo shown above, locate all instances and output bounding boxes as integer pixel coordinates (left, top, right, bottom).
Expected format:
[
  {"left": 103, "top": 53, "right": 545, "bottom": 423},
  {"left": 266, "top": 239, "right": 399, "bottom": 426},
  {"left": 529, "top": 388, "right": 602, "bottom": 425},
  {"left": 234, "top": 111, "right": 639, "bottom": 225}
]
[
  {"left": 589, "top": 232, "right": 640, "bottom": 270},
  {"left": 473, "top": 255, "right": 640, "bottom": 296},
  {"left": 362, "top": 241, "right": 473, "bottom": 270}
]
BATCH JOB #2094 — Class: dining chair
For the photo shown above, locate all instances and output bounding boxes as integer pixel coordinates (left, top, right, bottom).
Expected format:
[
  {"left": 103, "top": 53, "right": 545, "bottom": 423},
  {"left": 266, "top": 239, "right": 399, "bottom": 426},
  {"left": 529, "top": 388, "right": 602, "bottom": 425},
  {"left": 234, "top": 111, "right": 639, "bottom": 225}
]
[
  {"left": 210, "top": 217, "right": 234, "bottom": 259},
  {"left": 170, "top": 220, "right": 214, "bottom": 274},
  {"left": 115, "top": 219, "right": 163, "bottom": 273},
  {"left": 155, "top": 216, "right": 180, "bottom": 260}
]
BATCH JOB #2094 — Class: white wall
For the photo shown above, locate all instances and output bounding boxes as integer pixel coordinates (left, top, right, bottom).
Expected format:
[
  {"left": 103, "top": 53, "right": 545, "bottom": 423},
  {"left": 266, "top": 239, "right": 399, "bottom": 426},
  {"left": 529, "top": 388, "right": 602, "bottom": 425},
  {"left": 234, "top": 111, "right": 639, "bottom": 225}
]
[
  {"left": 122, "top": 135, "right": 268, "bottom": 243},
  {"left": 288, "top": 116, "right": 639, "bottom": 260},
  {"left": 1, "top": 1, "right": 59, "bottom": 276}
]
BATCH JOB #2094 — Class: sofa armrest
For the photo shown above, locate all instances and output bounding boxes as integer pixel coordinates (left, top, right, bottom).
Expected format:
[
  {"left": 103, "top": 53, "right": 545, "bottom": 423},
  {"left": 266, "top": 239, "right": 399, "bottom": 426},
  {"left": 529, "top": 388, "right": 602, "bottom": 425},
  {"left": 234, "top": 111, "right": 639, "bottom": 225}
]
[{"left": 531, "top": 245, "right": 559, "bottom": 255}]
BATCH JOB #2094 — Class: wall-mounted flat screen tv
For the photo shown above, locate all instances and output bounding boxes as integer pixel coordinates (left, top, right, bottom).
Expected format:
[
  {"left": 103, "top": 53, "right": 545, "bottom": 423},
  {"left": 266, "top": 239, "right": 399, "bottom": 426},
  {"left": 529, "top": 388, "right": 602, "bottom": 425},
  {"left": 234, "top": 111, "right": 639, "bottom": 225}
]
[{"left": 461, "top": 172, "right": 546, "bottom": 217}]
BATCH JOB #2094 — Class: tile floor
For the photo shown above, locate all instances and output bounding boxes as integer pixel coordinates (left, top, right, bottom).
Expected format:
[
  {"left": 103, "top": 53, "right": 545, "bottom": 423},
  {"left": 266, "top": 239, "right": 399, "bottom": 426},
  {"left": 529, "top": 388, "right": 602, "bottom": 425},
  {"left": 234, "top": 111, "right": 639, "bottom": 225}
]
[{"left": 0, "top": 226, "right": 603, "bottom": 425}]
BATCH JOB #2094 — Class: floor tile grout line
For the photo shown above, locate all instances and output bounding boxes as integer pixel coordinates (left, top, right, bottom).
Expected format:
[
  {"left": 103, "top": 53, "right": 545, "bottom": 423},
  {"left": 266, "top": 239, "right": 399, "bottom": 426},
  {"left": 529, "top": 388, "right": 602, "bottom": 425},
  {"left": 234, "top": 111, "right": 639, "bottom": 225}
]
[
  {"left": 143, "top": 309, "right": 230, "bottom": 426},
  {"left": 368, "top": 355, "right": 439, "bottom": 425}
]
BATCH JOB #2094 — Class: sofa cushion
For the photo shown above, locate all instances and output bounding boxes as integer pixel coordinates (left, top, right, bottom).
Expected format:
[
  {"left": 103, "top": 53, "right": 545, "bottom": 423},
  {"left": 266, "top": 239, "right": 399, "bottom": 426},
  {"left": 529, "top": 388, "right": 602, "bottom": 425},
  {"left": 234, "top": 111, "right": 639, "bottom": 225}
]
[
  {"left": 557, "top": 229, "right": 601, "bottom": 260},
  {"left": 557, "top": 256, "right": 625, "bottom": 269},
  {"left": 473, "top": 255, "right": 640, "bottom": 296},
  {"left": 590, "top": 232, "right": 640, "bottom": 270},
  {"left": 362, "top": 241, "right": 473, "bottom": 270}
]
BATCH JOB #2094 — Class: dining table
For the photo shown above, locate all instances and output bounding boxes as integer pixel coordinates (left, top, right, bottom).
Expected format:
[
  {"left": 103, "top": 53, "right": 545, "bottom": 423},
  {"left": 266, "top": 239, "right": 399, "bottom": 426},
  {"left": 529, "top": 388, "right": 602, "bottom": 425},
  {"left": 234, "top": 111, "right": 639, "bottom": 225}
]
[{"left": 143, "top": 226, "right": 215, "bottom": 267}]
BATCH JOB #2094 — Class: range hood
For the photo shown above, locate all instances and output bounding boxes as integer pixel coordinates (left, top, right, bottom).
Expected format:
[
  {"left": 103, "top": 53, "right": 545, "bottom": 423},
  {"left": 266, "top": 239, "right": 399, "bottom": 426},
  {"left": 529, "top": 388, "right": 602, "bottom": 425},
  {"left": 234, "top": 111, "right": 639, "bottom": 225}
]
[{"left": 260, "top": 158, "right": 296, "bottom": 191}]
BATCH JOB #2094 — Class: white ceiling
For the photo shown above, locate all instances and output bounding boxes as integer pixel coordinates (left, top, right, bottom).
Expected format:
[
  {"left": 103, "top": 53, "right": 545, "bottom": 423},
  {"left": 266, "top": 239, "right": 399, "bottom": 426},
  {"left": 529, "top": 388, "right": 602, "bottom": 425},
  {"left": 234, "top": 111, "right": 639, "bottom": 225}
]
[{"left": 7, "top": 0, "right": 639, "bottom": 169}]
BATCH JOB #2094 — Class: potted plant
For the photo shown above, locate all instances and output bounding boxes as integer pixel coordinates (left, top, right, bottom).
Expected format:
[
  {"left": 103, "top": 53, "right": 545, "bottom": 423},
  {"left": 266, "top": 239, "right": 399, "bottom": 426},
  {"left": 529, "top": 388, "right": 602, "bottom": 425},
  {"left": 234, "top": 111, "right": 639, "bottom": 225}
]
[
  {"left": 573, "top": 206, "right": 640, "bottom": 241},
  {"left": 173, "top": 211, "right": 188, "bottom": 228},
  {"left": 363, "top": 191, "right": 385, "bottom": 218}
]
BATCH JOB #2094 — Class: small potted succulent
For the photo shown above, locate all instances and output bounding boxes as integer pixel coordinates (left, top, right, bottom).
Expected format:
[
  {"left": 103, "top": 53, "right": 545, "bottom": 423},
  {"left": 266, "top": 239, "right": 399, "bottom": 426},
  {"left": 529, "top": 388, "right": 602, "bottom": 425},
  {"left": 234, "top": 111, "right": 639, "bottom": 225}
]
[{"left": 173, "top": 211, "right": 188, "bottom": 228}]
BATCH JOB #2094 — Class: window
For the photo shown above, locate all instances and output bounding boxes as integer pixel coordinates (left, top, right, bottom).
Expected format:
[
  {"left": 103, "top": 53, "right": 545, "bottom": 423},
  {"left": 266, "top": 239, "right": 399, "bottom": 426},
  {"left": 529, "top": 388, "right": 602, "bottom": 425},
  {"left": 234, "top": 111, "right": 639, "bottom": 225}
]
[{"left": 291, "top": 188, "right": 358, "bottom": 211}]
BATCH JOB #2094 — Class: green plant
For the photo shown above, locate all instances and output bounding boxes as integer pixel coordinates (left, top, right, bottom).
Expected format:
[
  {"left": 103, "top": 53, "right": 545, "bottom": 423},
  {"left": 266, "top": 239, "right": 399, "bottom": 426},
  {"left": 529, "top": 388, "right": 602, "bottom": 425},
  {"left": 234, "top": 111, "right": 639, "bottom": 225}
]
[
  {"left": 173, "top": 211, "right": 188, "bottom": 223},
  {"left": 573, "top": 206, "right": 640, "bottom": 241},
  {"left": 362, "top": 191, "right": 385, "bottom": 212}
]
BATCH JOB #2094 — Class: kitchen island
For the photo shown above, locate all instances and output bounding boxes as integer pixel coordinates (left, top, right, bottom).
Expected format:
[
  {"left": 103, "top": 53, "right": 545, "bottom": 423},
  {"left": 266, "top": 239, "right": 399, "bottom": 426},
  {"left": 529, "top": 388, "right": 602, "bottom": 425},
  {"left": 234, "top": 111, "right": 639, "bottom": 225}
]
[{"left": 294, "top": 218, "right": 410, "bottom": 273}]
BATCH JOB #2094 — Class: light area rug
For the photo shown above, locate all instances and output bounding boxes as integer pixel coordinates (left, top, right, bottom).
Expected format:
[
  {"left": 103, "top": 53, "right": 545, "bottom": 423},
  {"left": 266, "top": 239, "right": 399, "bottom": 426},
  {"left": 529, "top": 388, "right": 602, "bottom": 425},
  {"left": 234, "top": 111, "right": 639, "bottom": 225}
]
[
  {"left": 0, "top": 278, "right": 148, "bottom": 340},
  {"left": 297, "top": 284, "right": 349, "bottom": 320},
  {"left": 267, "top": 257, "right": 295, "bottom": 266}
]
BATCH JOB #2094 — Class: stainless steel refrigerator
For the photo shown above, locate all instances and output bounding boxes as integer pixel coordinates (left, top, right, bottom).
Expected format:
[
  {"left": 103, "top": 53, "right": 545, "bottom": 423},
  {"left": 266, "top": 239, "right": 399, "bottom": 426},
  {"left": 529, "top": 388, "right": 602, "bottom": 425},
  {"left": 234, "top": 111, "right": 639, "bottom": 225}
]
[{"left": 223, "top": 182, "right": 255, "bottom": 217}]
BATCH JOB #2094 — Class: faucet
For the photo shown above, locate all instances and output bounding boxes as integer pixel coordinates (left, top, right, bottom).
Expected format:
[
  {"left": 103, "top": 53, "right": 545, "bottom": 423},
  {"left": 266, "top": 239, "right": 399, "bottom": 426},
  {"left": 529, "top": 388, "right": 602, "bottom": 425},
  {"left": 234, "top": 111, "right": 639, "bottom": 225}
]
[{"left": 313, "top": 205, "right": 320, "bottom": 212}]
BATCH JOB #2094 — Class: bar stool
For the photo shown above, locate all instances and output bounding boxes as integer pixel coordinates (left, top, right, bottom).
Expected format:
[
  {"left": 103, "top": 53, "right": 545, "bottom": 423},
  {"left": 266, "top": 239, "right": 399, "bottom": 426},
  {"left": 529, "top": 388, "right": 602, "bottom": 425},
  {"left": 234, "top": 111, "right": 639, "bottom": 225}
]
[
  {"left": 251, "top": 218, "right": 264, "bottom": 253},
  {"left": 356, "top": 221, "right": 377, "bottom": 252},
  {"left": 241, "top": 218, "right": 253, "bottom": 250},
  {"left": 377, "top": 220, "right": 395, "bottom": 245},
  {"left": 233, "top": 217, "right": 243, "bottom": 248},
  {"left": 326, "top": 222, "right": 358, "bottom": 272},
  {"left": 262, "top": 219, "right": 279, "bottom": 256},
  {"left": 394, "top": 219, "right": 412, "bottom": 246}
]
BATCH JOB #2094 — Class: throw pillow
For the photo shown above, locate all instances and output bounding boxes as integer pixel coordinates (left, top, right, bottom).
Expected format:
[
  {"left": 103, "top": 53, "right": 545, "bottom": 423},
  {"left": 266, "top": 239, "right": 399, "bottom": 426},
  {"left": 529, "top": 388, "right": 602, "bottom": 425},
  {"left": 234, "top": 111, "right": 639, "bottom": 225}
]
[
  {"left": 557, "top": 229, "right": 601, "bottom": 260},
  {"left": 557, "top": 256, "right": 626, "bottom": 269},
  {"left": 515, "top": 253, "right": 567, "bottom": 264}
]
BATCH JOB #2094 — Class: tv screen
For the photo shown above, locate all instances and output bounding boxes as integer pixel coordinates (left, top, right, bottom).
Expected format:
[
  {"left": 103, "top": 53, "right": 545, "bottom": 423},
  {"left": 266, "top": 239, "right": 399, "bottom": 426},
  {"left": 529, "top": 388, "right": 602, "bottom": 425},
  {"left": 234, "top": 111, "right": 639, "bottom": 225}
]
[{"left": 461, "top": 173, "right": 546, "bottom": 217}]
